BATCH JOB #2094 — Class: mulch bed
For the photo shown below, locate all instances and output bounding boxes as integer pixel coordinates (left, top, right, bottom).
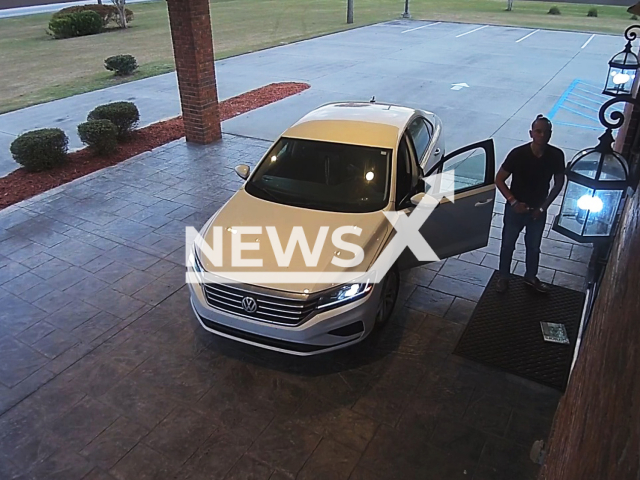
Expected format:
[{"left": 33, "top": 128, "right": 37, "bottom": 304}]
[{"left": 0, "top": 82, "right": 310, "bottom": 210}]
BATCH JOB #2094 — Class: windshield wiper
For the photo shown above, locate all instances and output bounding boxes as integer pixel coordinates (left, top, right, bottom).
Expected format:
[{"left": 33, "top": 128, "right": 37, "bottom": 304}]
[{"left": 247, "top": 183, "right": 283, "bottom": 203}]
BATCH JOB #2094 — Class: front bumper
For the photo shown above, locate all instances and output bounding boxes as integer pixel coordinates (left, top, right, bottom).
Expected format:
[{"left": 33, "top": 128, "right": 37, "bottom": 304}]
[{"left": 188, "top": 280, "right": 382, "bottom": 356}]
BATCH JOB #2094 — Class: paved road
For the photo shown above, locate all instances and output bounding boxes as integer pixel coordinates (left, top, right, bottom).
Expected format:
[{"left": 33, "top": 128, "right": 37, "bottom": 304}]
[{"left": 0, "top": 20, "right": 626, "bottom": 177}]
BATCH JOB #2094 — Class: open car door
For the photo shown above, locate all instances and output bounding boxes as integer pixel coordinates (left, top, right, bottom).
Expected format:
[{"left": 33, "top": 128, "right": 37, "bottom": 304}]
[{"left": 397, "top": 139, "right": 496, "bottom": 269}]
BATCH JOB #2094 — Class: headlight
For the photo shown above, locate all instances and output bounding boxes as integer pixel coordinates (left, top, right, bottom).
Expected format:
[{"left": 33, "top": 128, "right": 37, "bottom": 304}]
[
  {"left": 189, "top": 249, "right": 205, "bottom": 273},
  {"left": 317, "top": 273, "right": 375, "bottom": 309}
]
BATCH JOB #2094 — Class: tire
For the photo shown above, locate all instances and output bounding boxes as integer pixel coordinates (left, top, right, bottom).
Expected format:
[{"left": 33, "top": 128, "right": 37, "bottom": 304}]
[{"left": 374, "top": 268, "right": 400, "bottom": 328}]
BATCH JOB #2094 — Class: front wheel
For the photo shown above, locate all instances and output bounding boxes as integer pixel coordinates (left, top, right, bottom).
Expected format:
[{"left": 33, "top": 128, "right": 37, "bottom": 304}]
[{"left": 374, "top": 269, "right": 399, "bottom": 328}]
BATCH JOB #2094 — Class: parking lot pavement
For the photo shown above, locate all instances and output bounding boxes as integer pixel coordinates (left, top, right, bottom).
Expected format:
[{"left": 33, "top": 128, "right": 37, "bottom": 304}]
[
  {"left": 0, "top": 131, "right": 587, "bottom": 479},
  {"left": 0, "top": 20, "right": 626, "bottom": 176}
]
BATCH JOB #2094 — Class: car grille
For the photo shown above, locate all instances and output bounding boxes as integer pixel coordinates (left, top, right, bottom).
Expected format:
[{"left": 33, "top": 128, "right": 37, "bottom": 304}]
[{"left": 202, "top": 282, "right": 318, "bottom": 326}]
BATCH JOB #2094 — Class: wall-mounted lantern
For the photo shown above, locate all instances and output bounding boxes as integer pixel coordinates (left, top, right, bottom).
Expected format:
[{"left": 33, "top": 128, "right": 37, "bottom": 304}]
[{"left": 603, "top": 26, "right": 640, "bottom": 97}]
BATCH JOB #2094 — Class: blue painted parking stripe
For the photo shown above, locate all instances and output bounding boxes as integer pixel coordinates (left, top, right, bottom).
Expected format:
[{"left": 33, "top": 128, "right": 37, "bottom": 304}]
[
  {"left": 574, "top": 86, "right": 607, "bottom": 97},
  {"left": 554, "top": 121, "right": 604, "bottom": 132},
  {"left": 564, "top": 98, "right": 600, "bottom": 112},
  {"left": 558, "top": 105, "right": 599, "bottom": 122},
  {"left": 548, "top": 79, "right": 579, "bottom": 120},
  {"left": 572, "top": 92, "right": 604, "bottom": 105}
]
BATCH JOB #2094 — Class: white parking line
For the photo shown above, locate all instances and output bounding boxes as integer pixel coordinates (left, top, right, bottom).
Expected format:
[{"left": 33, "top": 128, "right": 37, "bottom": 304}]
[
  {"left": 516, "top": 29, "right": 539, "bottom": 43},
  {"left": 401, "top": 22, "right": 441, "bottom": 34},
  {"left": 455, "top": 25, "right": 488, "bottom": 38},
  {"left": 581, "top": 34, "right": 596, "bottom": 49}
]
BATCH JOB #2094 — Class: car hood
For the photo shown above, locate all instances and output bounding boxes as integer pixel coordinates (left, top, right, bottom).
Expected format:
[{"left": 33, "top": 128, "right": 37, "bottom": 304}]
[{"left": 196, "top": 189, "right": 392, "bottom": 294}]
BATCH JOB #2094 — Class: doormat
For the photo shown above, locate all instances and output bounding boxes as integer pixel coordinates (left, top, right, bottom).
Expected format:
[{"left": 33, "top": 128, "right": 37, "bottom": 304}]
[{"left": 453, "top": 271, "right": 585, "bottom": 391}]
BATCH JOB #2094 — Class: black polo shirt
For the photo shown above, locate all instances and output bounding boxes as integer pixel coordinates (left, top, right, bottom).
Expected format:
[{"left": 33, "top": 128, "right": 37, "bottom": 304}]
[{"left": 502, "top": 143, "right": 565, "bottom": 209}]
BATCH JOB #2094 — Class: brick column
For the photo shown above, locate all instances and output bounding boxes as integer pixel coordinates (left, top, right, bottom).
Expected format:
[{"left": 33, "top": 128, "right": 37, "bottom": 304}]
[{"left": 166, "top": 0, "right": 221, "bottom": 144}]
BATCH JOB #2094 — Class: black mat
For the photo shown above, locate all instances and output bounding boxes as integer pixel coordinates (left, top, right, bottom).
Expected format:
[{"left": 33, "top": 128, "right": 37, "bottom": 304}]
[{"left": 453, "top": 271, "right": 585, "bottom": 391}]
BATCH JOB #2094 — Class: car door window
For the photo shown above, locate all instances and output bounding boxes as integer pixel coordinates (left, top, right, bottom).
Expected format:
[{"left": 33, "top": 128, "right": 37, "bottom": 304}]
[
  {"left": 407, "top": 118, "right": 431, "bottom": 164},
  {"left": 396, "top": 139, "right": 495, "bottom": 269},
  {"left": 430, "top": 147, "right": 488, "bottom": 196}
]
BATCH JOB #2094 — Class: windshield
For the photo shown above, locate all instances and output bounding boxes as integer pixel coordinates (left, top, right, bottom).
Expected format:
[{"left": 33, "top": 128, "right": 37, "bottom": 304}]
[{"left": 245, "top": 138, "right": 392, "bottom": 213}]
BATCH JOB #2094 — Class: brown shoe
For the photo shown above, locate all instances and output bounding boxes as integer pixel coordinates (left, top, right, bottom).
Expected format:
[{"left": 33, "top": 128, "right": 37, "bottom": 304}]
[
  {"left": 524, "top": 277, "right": 551, "bottom": 294},
  {"left": 496, "top": 277, "right": 509, "bottom": 293}
]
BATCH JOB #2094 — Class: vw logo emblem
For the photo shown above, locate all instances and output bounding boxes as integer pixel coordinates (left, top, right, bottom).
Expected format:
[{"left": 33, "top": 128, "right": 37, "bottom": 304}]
[{"left": 241, "top": 297, "right": 258, "bottom": 313}]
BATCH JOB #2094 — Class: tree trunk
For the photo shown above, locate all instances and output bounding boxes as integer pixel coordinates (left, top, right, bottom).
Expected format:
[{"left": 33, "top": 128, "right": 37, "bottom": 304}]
[
  {"left": 347, "top": 0, "right": 353, "bottom": 24},
  {"left": 111, "top": 0, "right": 128, "bottom": 28}
]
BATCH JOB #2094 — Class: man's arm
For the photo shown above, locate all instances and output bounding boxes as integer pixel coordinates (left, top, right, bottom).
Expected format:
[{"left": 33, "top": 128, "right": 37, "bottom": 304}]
[
  {"left": 496, "top": 167, "right": 515, "bottom": 204},
  {"left": 496, "top": 167, "right": 529, "bottom": 213},
  {"left": 540, "top": 172, "right": 565, "bottom": 212}
]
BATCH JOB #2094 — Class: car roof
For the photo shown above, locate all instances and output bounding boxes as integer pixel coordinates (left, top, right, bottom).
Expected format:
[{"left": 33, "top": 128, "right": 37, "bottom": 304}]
[{"left": 282, "top": 102, "right": 418, "bottom": 149}]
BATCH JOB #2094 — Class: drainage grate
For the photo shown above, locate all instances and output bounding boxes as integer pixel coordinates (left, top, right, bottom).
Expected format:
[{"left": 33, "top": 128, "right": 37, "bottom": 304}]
[{"left": 453, "top": 272, "right": 585, "bottom": 391}]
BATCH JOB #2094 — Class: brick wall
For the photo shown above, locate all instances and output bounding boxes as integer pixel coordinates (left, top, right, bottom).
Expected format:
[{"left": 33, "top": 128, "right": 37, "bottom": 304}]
[
  {"left": 166, "top": 0, "right": 221, "bottom": 144},
  {"left": 621, "top": 103, "right": 640, "bottom": 158},
  {"left": 539, "top": 158, "right": 640, "bottom": 478}
]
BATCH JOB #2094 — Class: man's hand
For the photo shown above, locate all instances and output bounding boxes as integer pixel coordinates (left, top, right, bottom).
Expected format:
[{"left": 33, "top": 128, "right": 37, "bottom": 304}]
[
  {"left": 513, "top": 202, "right": 529, "bottom": 214},
  {"left": 531, "top": 207, "right": 544, "bottom": 220}
]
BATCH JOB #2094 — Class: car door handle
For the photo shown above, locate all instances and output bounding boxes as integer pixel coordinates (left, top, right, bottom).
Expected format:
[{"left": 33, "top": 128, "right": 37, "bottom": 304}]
[
  {"left": 434, "top": 148, "right": 441, "bottom": 156},
  {"left": 474, "top": 198, "right": 493, "bottom": 207}
]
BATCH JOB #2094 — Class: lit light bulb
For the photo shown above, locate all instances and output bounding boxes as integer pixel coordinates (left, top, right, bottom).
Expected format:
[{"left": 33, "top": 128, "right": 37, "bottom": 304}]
[
  {"left": 613, "top": 73, "right": 631, "bottom": 85},
  {"left": 344, "top": 284, "right": 360, "bottom": 298},
  {"left": 577, "top": 195, "right": 603, "bottom": 213},
  {"left": 270, "top": 155, "right": 277, "bottom": 162},
  {"left": 365, "top": 171, "right": 374, "bottom": 181}
]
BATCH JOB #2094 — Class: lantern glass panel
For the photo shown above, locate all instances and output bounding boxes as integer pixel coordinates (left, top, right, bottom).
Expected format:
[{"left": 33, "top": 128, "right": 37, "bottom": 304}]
[
  {"left": 582, "top": 189, "right": 622, "bottom": 237},
  {"left": 604, "top": 66, "right": 636, "bottom": 95},
  {"left": 610, "top": 50, "right": 640, "bottom": 68},
  {"left": 557, "top": 182, "right": 593, "bottom": 236},
  {"left": 571, "top": 152, "right": 600, "bottom": 179},
  {"left": 599, "top": 153, "right": 627, "bottom": 181},
  {"left": 571, "top": 151, "right": 627, "bottom": 181}
]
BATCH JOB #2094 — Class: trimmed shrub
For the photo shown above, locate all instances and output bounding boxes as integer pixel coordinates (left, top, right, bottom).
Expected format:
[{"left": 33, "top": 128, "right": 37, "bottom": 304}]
[
  {"left": 48, "top": 10, "right": 103, "bottom": 39},
  {"left": 587, "top": 7, "right": 598, "bottom": 17},
  {"left": 78, "top": 119, "right": 118, "bottom": 155},
  {"left": 53, "top": 4, "right": 133, "bottom": 27},
  {"left": 10, "top": 128, "right": 68, "bottom": 172},
  {"left": 548, "top": 6, "right": 561, "bottom": 15},
  {"left": 104, "top": 55, "right": 138, "bottom": 76},
  {"left": 48, "top": 15, "right": 75, "bottom": 39},
  {"left": 87, "top": 102, "right": 139, "bottom": 139}
]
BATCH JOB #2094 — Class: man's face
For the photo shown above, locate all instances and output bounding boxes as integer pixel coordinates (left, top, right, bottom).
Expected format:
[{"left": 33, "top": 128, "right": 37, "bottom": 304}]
[{"left": 530, "top": 120, "right": 552, "bottom": 146}]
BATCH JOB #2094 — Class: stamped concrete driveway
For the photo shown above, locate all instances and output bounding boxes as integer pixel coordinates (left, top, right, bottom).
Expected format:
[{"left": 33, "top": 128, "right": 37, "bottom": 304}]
[
  {"left": 1, "top": 134, "right": 584, "bottom": 480},
  {"left": 0, "top": 21, "right": 599, "bottom": 480}
]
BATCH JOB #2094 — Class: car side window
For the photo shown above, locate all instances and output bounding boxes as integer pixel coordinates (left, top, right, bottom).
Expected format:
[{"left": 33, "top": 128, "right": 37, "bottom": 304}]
[
  {"left": 407, "top": 118, "right": 431, "bottom": 163},
  {"left": 395, "top": 134, "right": 420, "bottom": 206},
  {"left": 395, "top": 137, "right": 412, "bottom": 205}
]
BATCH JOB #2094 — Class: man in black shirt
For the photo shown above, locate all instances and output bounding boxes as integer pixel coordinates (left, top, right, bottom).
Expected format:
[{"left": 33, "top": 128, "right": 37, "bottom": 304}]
[{"left": 495, "top": 115, "right": 565, "bottom": 293}]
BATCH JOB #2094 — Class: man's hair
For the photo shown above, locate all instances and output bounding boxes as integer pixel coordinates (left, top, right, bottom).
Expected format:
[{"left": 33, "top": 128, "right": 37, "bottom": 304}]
[{"left": 531, "top": 114, "right": 552, "bottom": 132}]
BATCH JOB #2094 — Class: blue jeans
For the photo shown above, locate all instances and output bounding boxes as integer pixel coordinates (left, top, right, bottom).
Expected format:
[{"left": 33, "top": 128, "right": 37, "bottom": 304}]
[{"left": 499, "top": 203, "right": 546, "bottom": 281}]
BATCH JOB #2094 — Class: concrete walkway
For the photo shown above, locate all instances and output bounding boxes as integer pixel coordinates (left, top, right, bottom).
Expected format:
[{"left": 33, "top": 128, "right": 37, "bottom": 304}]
[{"left": 0, "top": 130, "right": 582, "bottom": 480}]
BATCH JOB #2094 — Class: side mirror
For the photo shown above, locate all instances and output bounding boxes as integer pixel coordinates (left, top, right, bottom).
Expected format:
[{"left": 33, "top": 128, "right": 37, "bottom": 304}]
[
  {"left": 235, "top": 164, "right": 250, "bottom": 180},
  {"left": 410, "top": 192, "right": 425, "bottom": 206}
]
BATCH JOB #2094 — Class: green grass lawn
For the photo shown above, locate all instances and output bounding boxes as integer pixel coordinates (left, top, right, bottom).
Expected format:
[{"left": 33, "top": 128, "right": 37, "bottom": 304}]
[{"left": 0, "top": 0, "right": 636, "bottom": 114}]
